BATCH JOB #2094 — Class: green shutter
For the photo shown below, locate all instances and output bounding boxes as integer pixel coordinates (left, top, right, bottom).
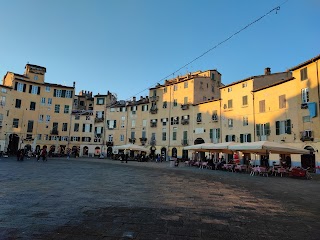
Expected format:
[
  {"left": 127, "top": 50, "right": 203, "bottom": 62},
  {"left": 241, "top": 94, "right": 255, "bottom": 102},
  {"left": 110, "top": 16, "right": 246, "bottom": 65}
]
[
  {"left": 286, "top": 119, "right": 291, "bottom": 134},
  {"left": 256, "top": 124, "right": 260, "bottom": 136},
  {"left": 265, "top": 123, "right": 270, "bottom": 135},
  {"left": 209, "top": 129, "right": 213, "bottom": 139},
  {"left": 114, "top": 120, "right": 117, "bottom": 128},
  {"left": 217, "top": 128, "right": 220, "bottom": 139},
  {"left": 225, "top": 135, "right": 228, "bottom": 142},
  {"left": 232, "top": 135, "right": 235, "bottom": 142},
  {"left": 276, "top": 121, "right": 280, "bottom": 135},
  {"left": 82, "top": 124, "right": 85, "bottom": 132},
  {"left": 240, "top": 134, "right": 243, "bottom": 143},
  {"left": 248, "top": 134, "right": 251, "bottom": 142}
]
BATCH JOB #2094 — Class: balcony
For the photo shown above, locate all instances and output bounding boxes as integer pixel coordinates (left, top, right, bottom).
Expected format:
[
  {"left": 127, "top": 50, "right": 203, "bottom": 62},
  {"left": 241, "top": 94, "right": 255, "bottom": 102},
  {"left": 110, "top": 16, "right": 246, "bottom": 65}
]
[
  {"left": 150, "top": 107, "right": 158, "bottom": 114},
  {"left": 181, "top": 119, "right": 189, "bottom": 125},
  {"left": 129, "top": 138, "right": 136, "bottom": 144},
  {"left": 149, "top": 139, "right": 156, "bottom": 146},
  {"left": 94, "top": 117, "right": 104, "bottom": 123},
  {"left": 181, "top": 104, "right": 189, "bottom": 110},
  {"left": 181, "top": 139, "right": 189, "bottom": 146},
  {"left": 149, "top": 96, "right": 159, "bottom": 102},
  {"left": 300, "top": 131, "right": 314, "bottom": 142},
  {"left": 196, "top": 117, "right": 202, "bottom": 123},
  {"left": 150, "top": 123, "right": 157, "bottom": 128},
  {"left": 50, "top": 130, "right": 59, "bottom": 135},
  {"left": 140, "top": 137, "right": 147, "bottom": 145},
  {"left": 106, "top": 141, "right": 114, "bottom": 146}
]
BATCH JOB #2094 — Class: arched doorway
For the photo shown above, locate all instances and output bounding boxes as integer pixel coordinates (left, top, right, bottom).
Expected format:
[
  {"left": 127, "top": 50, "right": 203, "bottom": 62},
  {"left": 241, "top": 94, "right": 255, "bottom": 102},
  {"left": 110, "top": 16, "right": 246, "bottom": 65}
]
[
  {"left": 107, "top": 147, "right": 113, "bottom": 157},
  {"left": 194, "top": 138, "right": 205, "bottom": 161},
  {"left": 8, "top": 134, "right": 19, "bottom": 154},
  {"left": 83, "top": 146, "right": 89, "bottom": 156},
  {"left": 182, "top": 149, "right": 188, "bottom": 161},
  {"left": 161, "top": 147, "right": 166, "bottom": 161},
  {"left": 301, "top": 146, "right": 315, "bottom": 172},
  {"left": 95, "top": 147, "right": 100, "bottom": 156},
  {"left": 172, "top": 147, "right": 177, "bottom": 158},
  {"left": 150, "top": 146, "right": 156, "bottom": 160}
]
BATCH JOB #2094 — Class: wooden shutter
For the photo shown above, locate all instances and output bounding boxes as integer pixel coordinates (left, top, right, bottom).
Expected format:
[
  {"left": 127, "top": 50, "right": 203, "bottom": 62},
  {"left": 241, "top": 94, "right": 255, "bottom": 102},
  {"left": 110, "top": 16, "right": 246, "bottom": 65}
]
[
  {"left": 275, "top": 121, "right": 280, "bottom": 135},
  {"left": 240, "top": 134, "right": 243, "bottom": 143},
  {"left": 286, "top": 119, "right": 291, "bottom": 134},
  {"left": 256, "top": 124, "right": 260, "bottom": 136}
]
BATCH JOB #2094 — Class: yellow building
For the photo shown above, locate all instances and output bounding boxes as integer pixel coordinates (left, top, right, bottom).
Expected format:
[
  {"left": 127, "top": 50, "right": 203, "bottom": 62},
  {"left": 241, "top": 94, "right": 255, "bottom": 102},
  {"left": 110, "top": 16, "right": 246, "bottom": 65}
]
[
  {"left": 2, "top": 64, "right": 74, "bottom": 155},
  {"left": 0, "top": 84, "right": 13, "bottom": 153}
]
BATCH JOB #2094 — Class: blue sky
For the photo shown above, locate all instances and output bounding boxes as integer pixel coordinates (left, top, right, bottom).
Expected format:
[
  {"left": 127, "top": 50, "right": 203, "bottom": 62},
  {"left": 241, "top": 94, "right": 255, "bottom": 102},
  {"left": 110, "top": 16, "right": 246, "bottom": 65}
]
[{"left": 0, "top": 0, "right": 319, "bottom": 100}]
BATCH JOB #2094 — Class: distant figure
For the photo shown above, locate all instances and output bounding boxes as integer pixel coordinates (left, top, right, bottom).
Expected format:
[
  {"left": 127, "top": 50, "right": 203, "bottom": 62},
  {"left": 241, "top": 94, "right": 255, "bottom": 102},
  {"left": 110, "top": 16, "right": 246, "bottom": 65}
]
[
  {"left": 41, "top": 147, "right": 47, "bottom": 161},
  {"left": 67, "top": 148, "right": 71, "bottom": 160}
]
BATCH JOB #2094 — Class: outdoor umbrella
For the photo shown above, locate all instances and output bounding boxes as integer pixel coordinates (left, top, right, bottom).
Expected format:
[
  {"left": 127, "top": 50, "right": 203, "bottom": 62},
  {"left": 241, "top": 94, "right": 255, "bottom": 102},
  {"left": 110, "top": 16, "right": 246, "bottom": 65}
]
[
  {"left": 204, "top": 142, "right": 239, "bottom": 154},
  {"left": 229, "top": 141, "right": 310, "bottom": 155},
  {"left": 113, "top": 144, "right": 149, "bottom": 153},
  {"left": 183, "top": 143, "right": 214, "bottom": 151}
]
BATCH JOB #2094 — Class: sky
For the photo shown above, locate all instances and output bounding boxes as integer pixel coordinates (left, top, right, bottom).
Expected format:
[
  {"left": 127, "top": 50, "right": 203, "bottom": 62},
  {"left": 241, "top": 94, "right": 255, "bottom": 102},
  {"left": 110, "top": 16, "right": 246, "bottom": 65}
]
[{"left": 0, "top": 0, "right": 319, "bottom": 100}]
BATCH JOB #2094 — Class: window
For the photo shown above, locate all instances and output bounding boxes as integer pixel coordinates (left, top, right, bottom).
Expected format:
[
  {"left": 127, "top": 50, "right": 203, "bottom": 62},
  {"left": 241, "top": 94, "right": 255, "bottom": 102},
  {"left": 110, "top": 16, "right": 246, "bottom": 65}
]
[
  {"left": 15, "top": 99, "right": 21, "bottom": 108},
  {"left": 16, "top": 82, "right": 25, "bottom": 92},
  {"left": 97, "top": 98, "right": 104, "bottom": 105},
  {"left": 39, "top": 114, "right": 44, "bottom": 122},
  {"left": 64, "top": 105, "right": 69, "bottom": 114},
  {"left": 48, "top": 98, "right": 52, "bottom": 106},
  {"left": 173, "top": 99, "right": 177, "bottom": 107},
  {"left": 45, "top": 86, "right": 50, "bottom": 92},
  {"left": 30, "top": 86, "right": 39, "bottom": 95},
  {"left": 172, "top": 127, "right": 177, "bottom": 141},
  {"left": 75, "top": 115, "right": 80, "bottom": 120},
  {"left": 300, "top": 67, "right": 308, "bottom": 80},
  {"left": 46, "top": 115, "right": 51, "bottom": 122},
  {"left": 209, "top": 128, "right": 220, "bottom": 143},
  {"left": 41, "top": 97, "right": 46, "bottom": 105},
  {"left": 66, "top": 90, "right": 72, "bottom": 98},
  {"left": 211, "top": 86, "right": 215, "bottom": 92},
  {"left": 108, "top": 134, "right": 113, "bottom": 142},
  {"left": 37, "top": 134, "right": 42, "bottom": 140},
  {"left": 276, "top": 119, "right": 291, "bottom": 135},
  {"left": 13, "top": 118, "right": 19, "bottom": 128},
  {"left": 34, "top": 75, "right": 38, "bottom": 80},
  {"left": 163, "top": 87, "right": 167, "bottom": 93},
  {"left": 163, "top": 101, "right": 167, "bottom": 108},
  {"left": 301, "top": 88, "right": 309, "bottom": 103},
  {"left": 171, "top": 117, "right": 179, "bottom": 125},
  {"left": 0, "top": 96, "right": 5, "bottom": 106},
  {"left": 303, "top": 116, "right": 311, "bottom": 123},
  {"left": 82, "top": 123, "right": 93, "bottom": 132},
  {"left": 121, "top": 117, "right": 125, "bottom": 128},
  {"left": 242, "top": 96, "right": 248, "bottom": 106},
  {"left": 228, "top": 99, "right": 233, "bottom": 109},
  {"left": 212, "top": 110, "right": 218, "bottom": 121},
  {"left": 242, "top": 82, "right": 247, "bottom": 88},
  {"left": 142, "top": 105, "right": 148, "bottom": 111},
  {"left": 184, "top": 97, "right": 188, "bottom": 104},
  {"left": 228, "top": 119, "right": 233, "bottom": 128},
  {"left": 211, "top": 73, "right": 215, "bottom": 80},
  {"left": 27, "top": 120, "right": 34, "bottom": 133},
  {"left": 240, "top": 133, "right": 251, "bottom": 143},
  {"left": 173, "top": 85, "right": 178, "bottom": 91},
  {"left": 131, "top": 120, "right": 136, "bottom": 128},
  {"left": 131, "top": 132, "right": 135, "bottom": 139},
  {"left": 107, "top": 120, "right": 116, "bottom": 129},
  {"left": 161, "top": 118, "right": 168, "bottom": 126},
  {"left": 279, "top": 95, "right": 286, "bottom": 109},
  {"left": 184, "top": 82, "right": 188, "bottom": 88},
  {"left": 228, "top": 87, "right": 232, "bottom": 92},
  {"left": 30, "top": 102, "right": 36, "bottom": 111},
  {"left": 225, "top": 134, "right": 235, "bottom": 142},
  {"left": 142, "top": 119, "right": 147, "bottom": 127},
  {"left": 54, "top": 104, "right": 60, "bottom": 113},
  {"left": 62, "top": 123, "right": 68, "bottom": 132},
  {"left": 120, "top": 134, "right": 124, "bottom": 141},
  {"left": 74, "top": 123, "right": 79, "bottom": 132},
  {"left": 259, "top": 100, "right": 265, "bottom": 113},
  {"left": 196, "top": 113, "right": 202, "bottom": 122},
  {"left": 55, "top": 89, "right": 62, "bottom": 97},
  {"left": 243, "top": 116, "right": 248, "bottom": 126},
  {"left": 162, "top": 128, "right": 166, "bottom": 141},
  {"left": 1, "top": 88, "right": 7, "bottom": 93}
]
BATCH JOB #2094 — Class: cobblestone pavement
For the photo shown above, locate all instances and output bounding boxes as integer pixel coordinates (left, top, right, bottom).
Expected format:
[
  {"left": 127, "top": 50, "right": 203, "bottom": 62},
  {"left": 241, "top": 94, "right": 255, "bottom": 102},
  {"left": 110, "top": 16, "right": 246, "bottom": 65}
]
[{"left": 0, "top": 157, "right": 319, "bottom": 240}]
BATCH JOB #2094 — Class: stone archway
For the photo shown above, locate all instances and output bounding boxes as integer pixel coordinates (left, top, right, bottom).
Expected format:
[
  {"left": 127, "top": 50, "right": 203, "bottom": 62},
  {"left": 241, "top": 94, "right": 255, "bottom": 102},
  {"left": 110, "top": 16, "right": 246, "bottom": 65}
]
[
  {"left": 83, "top": 146, "right": 89, "bottom": 156},
  {"left": 301, "top": 146, "right": 315, "bottom": 172}
]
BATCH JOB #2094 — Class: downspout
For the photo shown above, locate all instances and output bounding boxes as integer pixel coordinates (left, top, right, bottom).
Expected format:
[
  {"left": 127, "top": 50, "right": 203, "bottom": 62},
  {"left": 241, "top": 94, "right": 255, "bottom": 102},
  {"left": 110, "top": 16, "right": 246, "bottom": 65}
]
[
  {"left": 167, "top": 84, "right": 172, "bottom": 161},
  {"left": 252, "top": 91, "right": 256, "bottom": 142}
]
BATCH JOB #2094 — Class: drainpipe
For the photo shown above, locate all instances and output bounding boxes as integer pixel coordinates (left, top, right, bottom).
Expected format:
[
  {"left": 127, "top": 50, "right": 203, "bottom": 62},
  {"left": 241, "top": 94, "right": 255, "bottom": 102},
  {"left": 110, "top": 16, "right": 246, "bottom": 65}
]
[{"left": 252, "top": 91, "right": 256, "bottom": 142}]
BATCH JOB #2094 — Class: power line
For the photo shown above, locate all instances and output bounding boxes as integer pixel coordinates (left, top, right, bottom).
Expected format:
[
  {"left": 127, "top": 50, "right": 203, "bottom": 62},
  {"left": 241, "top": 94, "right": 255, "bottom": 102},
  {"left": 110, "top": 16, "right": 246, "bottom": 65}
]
[{"left": 125, "top": 0, "right": 289, "bottom": 101}]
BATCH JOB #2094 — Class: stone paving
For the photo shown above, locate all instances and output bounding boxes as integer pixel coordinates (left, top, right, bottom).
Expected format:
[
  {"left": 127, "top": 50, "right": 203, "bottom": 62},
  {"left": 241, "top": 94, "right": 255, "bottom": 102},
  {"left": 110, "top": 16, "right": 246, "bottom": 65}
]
[{"left": 0, "top": 156, "right": 319, "bottom": 240}]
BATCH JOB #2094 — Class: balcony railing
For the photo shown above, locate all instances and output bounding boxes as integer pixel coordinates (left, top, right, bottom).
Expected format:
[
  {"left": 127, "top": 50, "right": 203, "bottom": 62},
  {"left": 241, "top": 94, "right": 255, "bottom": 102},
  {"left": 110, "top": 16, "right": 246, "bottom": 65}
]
[
  {"left": 50, "top": 130, "right": 59, "bottom": 135},
  {"left": 106, "top": 141, "right": 114, "bottom": 146},
  {"left": 150, "top": 123, "right": 157, "bottom": 128},
  {"left": 150, "top": 108, "right": 158, "bottom": 114},
  {"left": 181, "top": 139, "right": 189, "bottom": 146},
  {"left": 140, "top": 137, "right": 147, "bottom": 145},
  {"left": 181, "top": 119, "right": 189, "bottom": 125},
  {"left": 129, "top": 138, "right": 136, "bottom": 144},
  {"left": 300, "top": 131, "right": 314, "bottom": 142},
  {"left": 94, "top": 117, "right": 104, "bottom": 123},
  {"left": 149, "top": 96, "right": 159, "bottom": 102},
  {"left": 181, "top": 104, "right": 189, "bottom": 110}
]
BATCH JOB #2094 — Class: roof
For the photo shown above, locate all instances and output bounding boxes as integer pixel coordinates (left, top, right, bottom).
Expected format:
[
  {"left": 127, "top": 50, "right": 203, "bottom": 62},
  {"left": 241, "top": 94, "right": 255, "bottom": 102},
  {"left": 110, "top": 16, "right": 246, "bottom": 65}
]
[
  {"left": 25, "top": 64, "right": 47, "bottom": 71},
  {"left": 252, "top": 77, "right": 295, "bottom": 92},
  {"left": 289, "top": 54, "right": 320, "bottom": 71},
  {"left": 220, "top": 72, "right": 288, "bottom": 89},
  {"left": 193, "top": 98, "right": 221, "bottom": 106}
]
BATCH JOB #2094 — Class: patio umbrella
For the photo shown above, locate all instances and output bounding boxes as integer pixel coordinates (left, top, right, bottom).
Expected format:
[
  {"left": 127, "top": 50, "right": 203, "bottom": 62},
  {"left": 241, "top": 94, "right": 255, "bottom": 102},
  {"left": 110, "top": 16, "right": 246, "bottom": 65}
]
[
  {"left": 204, "top": 142, "right": 239, "bottom": 154},
  {"left": 183, "top": 143, "right": 214, "bottom": 151},
  {"left": 229, "top": 141, "right": 310, "bottom": 155},
  {"left": 113, "top": 144, "right": 149, "bottom": 153}
]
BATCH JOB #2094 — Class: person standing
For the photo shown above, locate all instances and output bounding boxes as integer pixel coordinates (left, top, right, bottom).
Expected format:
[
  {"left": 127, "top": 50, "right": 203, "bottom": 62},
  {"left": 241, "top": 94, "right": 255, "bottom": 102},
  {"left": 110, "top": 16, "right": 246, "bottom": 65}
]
[
  {"left": 41, "top": 147, "right": 47, "bottom": 161},
  {"left": 67, "top": 148, "right": 71, "bottom": 160}
]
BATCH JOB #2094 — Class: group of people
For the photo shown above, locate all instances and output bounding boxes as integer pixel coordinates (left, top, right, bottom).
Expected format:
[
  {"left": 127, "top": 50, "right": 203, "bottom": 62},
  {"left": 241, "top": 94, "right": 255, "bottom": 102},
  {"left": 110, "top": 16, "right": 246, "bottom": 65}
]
[{"left": 16, "top": 147, "right": 48, "bottom": 161}]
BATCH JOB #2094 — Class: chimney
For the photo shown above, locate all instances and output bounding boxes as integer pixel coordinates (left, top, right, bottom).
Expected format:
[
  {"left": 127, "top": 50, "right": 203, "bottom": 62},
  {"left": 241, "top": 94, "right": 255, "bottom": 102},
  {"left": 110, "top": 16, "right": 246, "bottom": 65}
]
[{"left": 264, "top": 67, "right": 271, "bottom": 75}]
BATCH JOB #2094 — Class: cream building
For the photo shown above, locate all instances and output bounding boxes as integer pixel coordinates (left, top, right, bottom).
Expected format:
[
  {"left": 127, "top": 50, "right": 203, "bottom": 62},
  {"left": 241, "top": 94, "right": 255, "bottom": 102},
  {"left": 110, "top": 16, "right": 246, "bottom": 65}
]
[{"left": 1, "top": 64, "right": 74, "bottom": 155}]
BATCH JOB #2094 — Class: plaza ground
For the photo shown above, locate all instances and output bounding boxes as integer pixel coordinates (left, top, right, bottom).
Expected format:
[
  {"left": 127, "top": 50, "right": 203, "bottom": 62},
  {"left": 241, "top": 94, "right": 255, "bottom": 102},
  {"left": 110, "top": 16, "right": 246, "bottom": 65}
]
[{"left": 0, "top": 156, "right": 319, "bottom": 240}]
